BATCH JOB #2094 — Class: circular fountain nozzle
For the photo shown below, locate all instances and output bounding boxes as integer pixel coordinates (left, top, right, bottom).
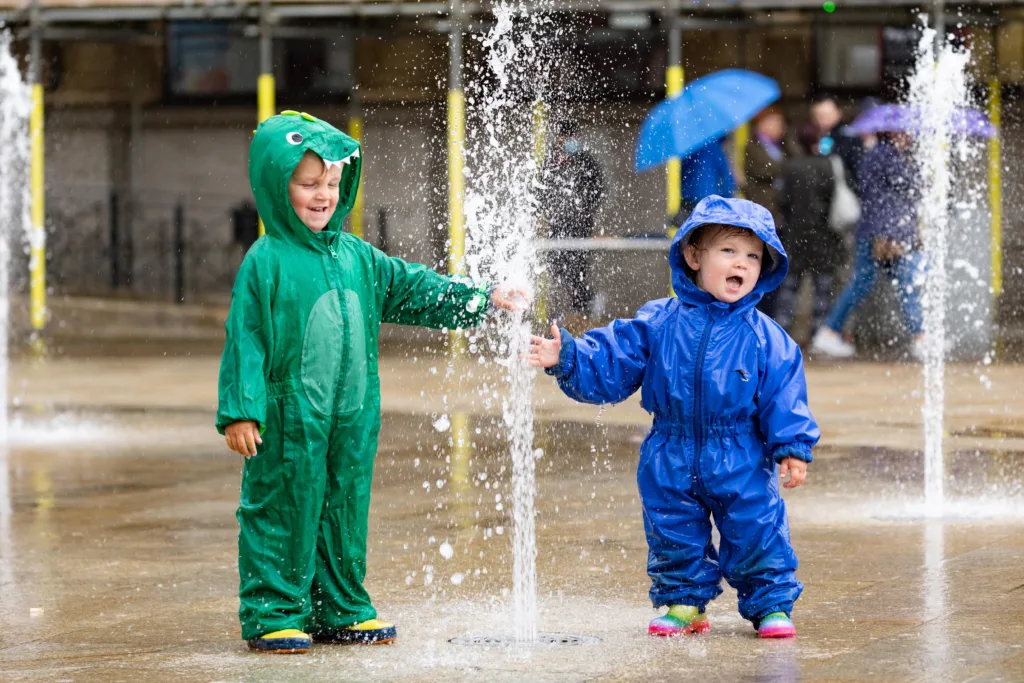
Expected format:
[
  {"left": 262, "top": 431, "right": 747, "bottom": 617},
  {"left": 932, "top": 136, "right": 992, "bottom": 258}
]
[{"left": 449, "top": 632, "right": 600, "bottom": 647}]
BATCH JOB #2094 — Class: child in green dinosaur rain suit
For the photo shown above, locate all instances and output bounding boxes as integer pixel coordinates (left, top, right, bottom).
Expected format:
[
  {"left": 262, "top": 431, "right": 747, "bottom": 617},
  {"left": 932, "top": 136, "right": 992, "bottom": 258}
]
[{"left": 217, "top": 111, "right": 525, "bottom": 654}]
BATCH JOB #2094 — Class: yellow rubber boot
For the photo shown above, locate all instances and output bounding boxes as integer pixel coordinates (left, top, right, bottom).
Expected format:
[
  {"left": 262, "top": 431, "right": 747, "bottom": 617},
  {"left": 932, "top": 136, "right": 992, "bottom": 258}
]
[
  {"left": 312, "top": 618, "right": 397, "bottom": 645},
  {"left": 247, "top": 628, "right": 311, "bottom": 653}
]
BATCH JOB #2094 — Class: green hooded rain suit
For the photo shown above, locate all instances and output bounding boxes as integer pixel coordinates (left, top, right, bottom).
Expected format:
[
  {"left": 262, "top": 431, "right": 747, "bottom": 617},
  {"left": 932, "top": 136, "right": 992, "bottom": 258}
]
[{"left": 216, "top": 111, "right": 490, "bottom": 640}]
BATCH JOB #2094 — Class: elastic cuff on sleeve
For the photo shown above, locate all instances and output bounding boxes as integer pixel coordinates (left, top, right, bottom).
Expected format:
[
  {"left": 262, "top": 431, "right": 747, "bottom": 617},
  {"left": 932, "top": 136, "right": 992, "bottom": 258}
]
[
  {"left": 476, "top": 281, "right": 493, "bottom": 312},
  {"left": 772, "top": 442, "right": 813, "bottom": 464},
  {"left": 216, "top": 416, "right": 267, "bottom": 437},
  {"left": 545, "top": 328, "right": 576, "bottom": 379}
]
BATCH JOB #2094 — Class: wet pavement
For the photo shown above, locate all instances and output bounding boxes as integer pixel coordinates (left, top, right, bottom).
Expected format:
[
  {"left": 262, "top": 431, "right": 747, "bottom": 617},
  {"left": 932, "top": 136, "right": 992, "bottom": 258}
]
[{"left": 2, "top": 353, "right": 1024, "bottom": 681}]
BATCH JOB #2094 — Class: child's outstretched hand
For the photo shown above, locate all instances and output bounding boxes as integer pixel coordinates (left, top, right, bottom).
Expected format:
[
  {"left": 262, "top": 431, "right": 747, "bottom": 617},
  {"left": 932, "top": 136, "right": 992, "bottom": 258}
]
[
  {"left": 490, "top": 284, "right": 531, "bottom": 312},
  {"left": 778, "top": 457, "right": 807, "bottom": 489},
  {"left": 225, "top": 420, "right": 262, "bottom": 458},
  {"left": 526, "top": 324, "right": 562, "bottom": 368}
]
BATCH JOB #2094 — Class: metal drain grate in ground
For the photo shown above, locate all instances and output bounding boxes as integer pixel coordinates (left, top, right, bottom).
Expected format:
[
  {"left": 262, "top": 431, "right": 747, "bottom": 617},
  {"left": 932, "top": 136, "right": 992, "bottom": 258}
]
[{"left": 449, "top": 633, "right": 600, "bottom": 647}]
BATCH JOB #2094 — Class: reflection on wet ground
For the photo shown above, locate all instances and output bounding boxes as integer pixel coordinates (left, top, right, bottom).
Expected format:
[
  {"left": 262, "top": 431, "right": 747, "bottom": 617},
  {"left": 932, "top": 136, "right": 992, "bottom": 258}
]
[{"left": 2, "top": 409, "right": 1024, "bottom": 682}]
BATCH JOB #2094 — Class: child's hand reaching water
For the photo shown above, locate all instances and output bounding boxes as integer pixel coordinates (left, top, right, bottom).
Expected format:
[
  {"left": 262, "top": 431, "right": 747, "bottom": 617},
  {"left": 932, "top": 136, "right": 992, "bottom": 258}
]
[
  {"left": 526, "top": 325, "right": 562, "bottom": 368},
  {"left": 778, "top": 457, "right": 807, "bottom": 489},
  {"left": 490, "top": 284, "right": 531, "bottom": 312}
]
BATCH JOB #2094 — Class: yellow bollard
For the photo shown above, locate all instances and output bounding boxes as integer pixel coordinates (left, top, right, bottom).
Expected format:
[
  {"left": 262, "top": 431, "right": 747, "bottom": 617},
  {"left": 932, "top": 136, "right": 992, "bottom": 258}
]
[
  {"left": 349, "top": 115, "right": 364, "bottom": 240},
  {"left": 532, "top": 100, "right": 547, "bottom": 166},
  {"left": 732, "top": 123, "right": 749, "bottom": 199},
  {"left": 988, "top": 75, "right": 1002, "bottom": 359},
  {"left": 665, "top": 64, "right": 684, "bottom": 296},
  {"left": 988, "top": 76, "right": 1002, "bottom": 299},
  {"left": 256, "top": 73, "right": 275, "bottom": 237},
  {"left": 532, "top": 100, "right": 548, "bottom": 324},
  {"left": 447, "top": 89, "right": 466, "bottom": 354},
  {"left": 665, "top": 64, "right": 684, "bottom": 231},
  {"left": 447, "top": 90, "right": 466, "bottom": 277},
  {"left": 29, "top": 83, "right": 45, "bottom": 355}
]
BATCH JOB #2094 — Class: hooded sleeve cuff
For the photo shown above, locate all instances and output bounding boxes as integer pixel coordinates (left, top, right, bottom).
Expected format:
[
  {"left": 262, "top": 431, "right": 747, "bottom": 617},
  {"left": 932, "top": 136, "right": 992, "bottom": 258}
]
[
  {"left": 216, "top": 415, "right": 267, "bottom": 437},
  {"left": 772, "top": 442, "right": 813, "bottom": 464},
  {"left": 544, "top": 328, "right": 576, "bottom": 379},
  {"left": 453, "top": 277, "right": 490, "bottom": 322}
]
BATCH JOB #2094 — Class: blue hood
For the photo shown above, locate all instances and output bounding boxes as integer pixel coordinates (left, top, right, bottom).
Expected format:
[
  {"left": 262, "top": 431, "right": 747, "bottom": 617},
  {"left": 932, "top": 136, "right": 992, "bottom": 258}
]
[{"left": 668, "top": 194, "right": 788, "bottom": 307}]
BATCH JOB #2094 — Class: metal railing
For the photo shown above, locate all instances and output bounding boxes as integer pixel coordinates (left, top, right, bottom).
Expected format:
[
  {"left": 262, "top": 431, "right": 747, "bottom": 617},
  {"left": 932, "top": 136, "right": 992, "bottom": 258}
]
[{"left": 11, "top": 185, "right": 248, "bottom": 303}]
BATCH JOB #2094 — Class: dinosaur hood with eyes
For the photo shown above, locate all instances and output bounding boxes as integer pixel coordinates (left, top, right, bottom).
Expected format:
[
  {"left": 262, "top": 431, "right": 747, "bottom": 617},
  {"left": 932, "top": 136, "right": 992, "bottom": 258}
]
[{"left": 248, "top": 110, "right": 362, "bottom": 248}]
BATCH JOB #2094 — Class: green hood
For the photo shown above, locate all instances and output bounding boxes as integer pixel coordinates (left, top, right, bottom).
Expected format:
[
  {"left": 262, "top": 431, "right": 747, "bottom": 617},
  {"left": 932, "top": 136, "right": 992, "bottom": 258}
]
[{"left": 248, "top": 110, "right": 362, "bottom": 248}]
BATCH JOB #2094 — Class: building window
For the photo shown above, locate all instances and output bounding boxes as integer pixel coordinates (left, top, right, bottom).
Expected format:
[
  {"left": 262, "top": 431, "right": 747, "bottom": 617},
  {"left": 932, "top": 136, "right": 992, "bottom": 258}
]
[
  {"left": 817, "top": 26, "right": 882, "bottom": 89},
  {"left": 166, "top": 21, "right": 353, "bottom": 102}
]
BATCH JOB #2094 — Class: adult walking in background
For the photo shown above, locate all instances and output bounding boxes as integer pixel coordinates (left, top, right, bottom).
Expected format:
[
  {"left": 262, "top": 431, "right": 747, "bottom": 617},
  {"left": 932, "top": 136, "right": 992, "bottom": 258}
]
[
  {"left": 744, "top": 106, "right": 788, "bottom": 226},
  {"left": 811, "top": 93, "right": 865, "bottom": 193},
  {"left": 811, "top": 132, "right": 925, "bottom": 361},
  {"left": 775, "top": 125, "right": 843, "bottom": 341},
  {"left": 539, "top": 118, "right": 605, "bottom": 320}
]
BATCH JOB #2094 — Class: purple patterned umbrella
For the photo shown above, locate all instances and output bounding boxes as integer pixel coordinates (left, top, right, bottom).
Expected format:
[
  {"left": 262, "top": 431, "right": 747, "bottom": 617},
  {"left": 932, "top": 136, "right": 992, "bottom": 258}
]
[{"left": 848, "top": 103, "right": 996, "bottom": 139}]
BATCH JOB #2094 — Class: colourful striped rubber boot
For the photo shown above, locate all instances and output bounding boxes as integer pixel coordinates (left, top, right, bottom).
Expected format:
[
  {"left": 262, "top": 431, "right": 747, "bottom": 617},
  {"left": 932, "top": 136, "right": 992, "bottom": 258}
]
[
  {"left": 757, "top": 612, "right": 796, "bottom": 638},
  {"left": 648, "top": 605, "right": 710, "bottom": 637},
  {"left": 247, "top": 629, "right": 311, "bottom": 654},
  {"left": 312, "top": 618, "right": 397, "bottom": 645}
]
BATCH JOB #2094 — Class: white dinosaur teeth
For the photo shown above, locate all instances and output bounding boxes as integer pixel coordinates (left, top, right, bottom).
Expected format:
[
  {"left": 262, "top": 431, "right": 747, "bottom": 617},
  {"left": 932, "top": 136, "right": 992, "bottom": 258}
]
[{"left": 321, "top": 150, "right": 360, "bottom": 171}]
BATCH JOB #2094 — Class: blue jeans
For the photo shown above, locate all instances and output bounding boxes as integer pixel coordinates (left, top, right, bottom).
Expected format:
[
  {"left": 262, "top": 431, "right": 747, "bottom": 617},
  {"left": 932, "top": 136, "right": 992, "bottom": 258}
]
[{"left": 824, "top": 239, "right": 925, "bottom": 336}]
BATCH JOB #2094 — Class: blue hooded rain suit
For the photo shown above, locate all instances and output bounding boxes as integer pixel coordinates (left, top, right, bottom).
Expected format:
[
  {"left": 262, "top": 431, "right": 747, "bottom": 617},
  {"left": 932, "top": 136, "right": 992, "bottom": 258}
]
[{"left": 548, "top": 195, "right": 819, "bottom": 624}]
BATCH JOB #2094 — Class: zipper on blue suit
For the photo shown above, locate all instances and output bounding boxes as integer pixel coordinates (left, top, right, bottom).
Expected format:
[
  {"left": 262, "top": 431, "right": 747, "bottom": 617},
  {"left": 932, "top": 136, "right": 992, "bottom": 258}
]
[{"left": 692, "top": 312, "right": 716, "bottom": 497}]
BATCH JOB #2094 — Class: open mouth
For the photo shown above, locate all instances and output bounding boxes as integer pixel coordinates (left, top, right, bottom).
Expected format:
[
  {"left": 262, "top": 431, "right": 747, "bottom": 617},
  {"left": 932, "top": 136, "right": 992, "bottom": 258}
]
[
  {"left": 727, "top": 275, "right": 744, "bottom": 289},
  {"left": 309, "top": 207, "right": 329, "bottom": 214}
]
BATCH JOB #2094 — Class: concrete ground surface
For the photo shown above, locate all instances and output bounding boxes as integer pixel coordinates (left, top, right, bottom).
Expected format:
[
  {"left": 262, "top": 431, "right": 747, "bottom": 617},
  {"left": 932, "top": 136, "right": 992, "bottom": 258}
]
[{"left": 1, "top": 349, "right": 1023, "bottom": 682}]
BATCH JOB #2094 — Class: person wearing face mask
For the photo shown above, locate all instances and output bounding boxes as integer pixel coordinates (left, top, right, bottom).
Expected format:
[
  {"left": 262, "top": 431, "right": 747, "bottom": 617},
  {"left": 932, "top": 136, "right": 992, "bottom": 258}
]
[
  {"left": 538, "top": 118, "right": 605, "bottom": 325},
  {"left": 810, "top": 93, "right": 865, "bottom": 194}
]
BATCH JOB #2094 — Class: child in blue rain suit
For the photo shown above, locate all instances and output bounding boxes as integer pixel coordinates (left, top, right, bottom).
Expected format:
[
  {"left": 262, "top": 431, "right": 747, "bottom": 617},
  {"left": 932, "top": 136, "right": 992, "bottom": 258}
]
[{"left": 528, "top": 195, "right": 819, "bottom": 638}]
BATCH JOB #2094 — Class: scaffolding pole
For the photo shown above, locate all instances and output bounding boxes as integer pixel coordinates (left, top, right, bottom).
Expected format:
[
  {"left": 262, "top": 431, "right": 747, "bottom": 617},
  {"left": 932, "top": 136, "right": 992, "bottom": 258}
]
[
  {"left": 447, "top": 0, "right": 467, "bottom": 353},
  {"left": 447, "top": 0, "right": 466, "bottom": 280},
  {"left": 664, "top": 0, "right": 683, "bottom": 296},
  {"left": 532, "top": 100, "right": 549, "bottom": 323},
  {"left": 29, "top": 0, "right": 46, "bottom": 355},
  {"left": 664, "top": 0, "right": 683, "bottom": 231},
  {"left": 257, "top": 0, "right": 274, "bottom": 237},
  {"left": 989, "top": 74, "right": 1003, "bottom": 355},
  {"left": 348, "top": 89, "right": 365, "bottom": 240}
]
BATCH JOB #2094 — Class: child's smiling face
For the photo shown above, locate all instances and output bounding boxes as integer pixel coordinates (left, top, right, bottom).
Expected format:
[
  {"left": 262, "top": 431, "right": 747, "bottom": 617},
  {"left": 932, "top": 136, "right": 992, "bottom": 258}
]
[
  {"left": 288, "top": 151, "right": 341, "bottom": 232},
  {"left": 683, "top": 225, "right": 764, "bottom": 303}
]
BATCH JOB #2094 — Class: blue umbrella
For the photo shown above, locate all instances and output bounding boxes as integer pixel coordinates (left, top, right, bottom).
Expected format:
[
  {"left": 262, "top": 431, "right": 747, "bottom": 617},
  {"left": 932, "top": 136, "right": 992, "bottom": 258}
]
[
  {"left": 848, "top": 103, "right": 996, "bottom": 138},
  {"left": 634, "top": 69, "right": 781, "bottom": 173}
]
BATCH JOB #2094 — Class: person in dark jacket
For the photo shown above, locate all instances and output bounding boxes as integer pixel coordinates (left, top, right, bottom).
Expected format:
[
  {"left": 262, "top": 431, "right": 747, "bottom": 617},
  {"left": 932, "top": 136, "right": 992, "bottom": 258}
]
[
  {"left": 811, "top": 132, "right": 924, "bottom": 360},
  {"left": 744, "top": 106, "right": 788, "bottom": 227},
  {"left": 811, "top": 94, "right": 865, "bottom": 193},
  {"left": 775, "top": 125, "right": 843, "bottom": 339},
  {"left": 745, "top": 106, "right": 788, "bottom": 318},
  {"left": 528, "top": 195, "right": 819, "bottom": 640},
  {"left": 539, "top": 119, "right": 605, "bottom": 316}
]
